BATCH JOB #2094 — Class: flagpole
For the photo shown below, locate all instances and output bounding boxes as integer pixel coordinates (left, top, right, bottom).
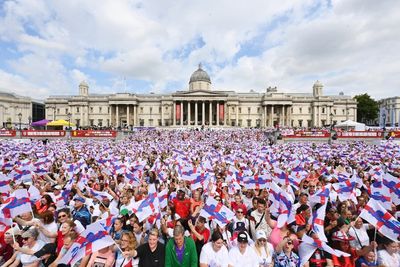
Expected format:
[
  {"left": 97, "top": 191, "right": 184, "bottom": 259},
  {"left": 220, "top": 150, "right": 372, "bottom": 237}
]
[{"left": 373, "top": 227, "right": 377, "bottom": 265}]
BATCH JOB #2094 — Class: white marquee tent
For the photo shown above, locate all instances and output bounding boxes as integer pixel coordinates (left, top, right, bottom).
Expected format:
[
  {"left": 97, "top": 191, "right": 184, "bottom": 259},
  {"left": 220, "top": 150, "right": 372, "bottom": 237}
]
[{"left": 335, "top": 120, "right": 366, "bottom": 131}]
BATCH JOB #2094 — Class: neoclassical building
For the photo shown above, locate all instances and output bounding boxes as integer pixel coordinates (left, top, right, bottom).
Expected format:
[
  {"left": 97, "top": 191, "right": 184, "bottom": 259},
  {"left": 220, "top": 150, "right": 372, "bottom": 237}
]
[
  {"left": 0, "top": 91, "right": 45, "bottom": 128},
  {"left": 44, "top": 65, "right": 357, "bottom": 128}
]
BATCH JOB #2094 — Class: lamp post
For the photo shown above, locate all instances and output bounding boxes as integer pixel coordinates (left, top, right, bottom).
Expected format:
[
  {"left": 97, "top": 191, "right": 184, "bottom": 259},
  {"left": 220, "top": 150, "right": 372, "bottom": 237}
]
[
  {"left": 28, "top": 115, "right": 32, "bottom": 129},
  {"left": 67, "top": 113, "right": 72, "bottom": 130},
  {"left": 18, "top": 113, "right": 22, "bottom": 130},
  {"left": 382, "top": 112, "right": 386, "bottom": 131}
]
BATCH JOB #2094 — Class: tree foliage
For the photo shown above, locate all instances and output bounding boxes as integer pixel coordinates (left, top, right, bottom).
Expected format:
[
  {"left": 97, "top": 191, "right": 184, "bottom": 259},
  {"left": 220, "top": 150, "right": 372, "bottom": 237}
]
[{"left": 353, "top": 94, "right": 379, "bottom": 124}]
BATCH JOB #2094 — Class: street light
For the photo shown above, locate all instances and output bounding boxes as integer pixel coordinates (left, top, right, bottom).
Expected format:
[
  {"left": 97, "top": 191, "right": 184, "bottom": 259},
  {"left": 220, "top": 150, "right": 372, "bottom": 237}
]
[
  {"left": 382, "top": 112, "right": 386, "bottom": 132},
  {"left": 67, "top": 113, "right": 72, "bottom": 130},
  {"left": 18, "top": 113, "right": 22, "bottom": 130},
  {"left": 329, "top": 112, "right": 334, "bottom": 129}
]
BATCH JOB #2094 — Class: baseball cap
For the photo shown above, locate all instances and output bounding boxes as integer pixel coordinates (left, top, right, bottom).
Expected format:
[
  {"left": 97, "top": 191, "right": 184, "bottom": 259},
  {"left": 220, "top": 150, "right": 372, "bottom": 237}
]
[
  {"left": 53, "top": 185, "right": 62, "bottom": 190},
  {"left": 34, "top": 243, "right": 56, "bottom": 258},
  {"left": 237, "top": 231, "right": 248, "bottom": 243},
  {"left": 74, "top": 196, "right": 85, "bottom": 203},
  {"left": 255, "top": 230, "right": 267, "bottom": 240}
]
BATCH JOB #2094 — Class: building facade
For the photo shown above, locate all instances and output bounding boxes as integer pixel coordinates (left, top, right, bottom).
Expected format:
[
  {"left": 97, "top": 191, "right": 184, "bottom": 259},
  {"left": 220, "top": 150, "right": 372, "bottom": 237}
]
[
  {"left": 44, "top": 65, "right": 357, "bottom": 128},
  {"left": 0, "top": 91, "right": 41, "bottom": 129},
  {"left": 379, "top": 97, "right": 400, "bottom": 127}
]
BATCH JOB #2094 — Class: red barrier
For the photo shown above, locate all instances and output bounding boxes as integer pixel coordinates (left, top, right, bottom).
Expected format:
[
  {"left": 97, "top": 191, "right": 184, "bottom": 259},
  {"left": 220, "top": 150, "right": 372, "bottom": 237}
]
[
  {"left": 71, "top": 130, "right": 117, "bottom": 138},
  {"left": 21, "top": 130, "right": 66, "bottom": 137},
  {"left": 336, "top": 131, "right": 383, "bottom": 138},
  {"left": 0, "top": 130, "right": 16, "bottom": 137},
  {"left": 284, "top": 131, "right": 330, "bottom": 138}
]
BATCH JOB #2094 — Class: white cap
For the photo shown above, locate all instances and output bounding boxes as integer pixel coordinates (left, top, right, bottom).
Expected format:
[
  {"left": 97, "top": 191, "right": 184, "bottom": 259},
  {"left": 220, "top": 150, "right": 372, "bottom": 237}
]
[{"left": 256, "top": 230, "right": 267, "bottom": 240}]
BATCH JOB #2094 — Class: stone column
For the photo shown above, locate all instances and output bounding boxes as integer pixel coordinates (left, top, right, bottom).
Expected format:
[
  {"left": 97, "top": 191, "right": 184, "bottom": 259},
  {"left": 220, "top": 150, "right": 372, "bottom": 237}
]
[
  {"left": 116, "top": 105, "right": 119, "bottom": 127},
  {"left": 161, "top": 104, "right": 164, "bottom": 126},
  {"left": 195, "top": 102, "right": 198, "bottom": 126},
  {"left": 127, "top": 105, "right": 130, "bottom": 126},
  {"left": 202, "top": 101, "right": 205, "bottom": 125},
  {"left": 80, "top": 106, "right": 83, "bottom": 127},
  {"left": 216, "top": 102, "right": 220, "bottom": 126},
  {"left": 134, "top": 105, "right": 138, "bottom": 126},
  {"left": 236, "top": 105, "right": 239, "bottom": 126},
  {"left": 282, "top": 105, "right": 286, "bottom": 127},
  {"left": 188, "top": 101, "right": 191, "bottom": 126},
  {"left": 173, "top": 102, "right": 176, "bottom": 126},
  {"left": 209, "top": 102, "right": 213, "bottom": 126},
  {"left": 223, "top": 102, "right": 227, "bottom": 126},
  {"left": 180, "top": 101, "right": 183, "bottom": 126},
  {"left": 264, "top": 106, "right": 267, "bottom": 127},
  {"left": 313, "top": 106, "right": 317, "bottom": 127},
  {"left": 109, "top": 105, "right": 112, "bottom": 126},
  {"left": 270, "top": 105, "right": 274, "bottom": 127}
]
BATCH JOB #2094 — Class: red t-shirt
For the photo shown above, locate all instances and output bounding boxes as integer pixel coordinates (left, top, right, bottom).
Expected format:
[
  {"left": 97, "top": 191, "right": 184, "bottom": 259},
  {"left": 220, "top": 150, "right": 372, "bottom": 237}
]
[
  {"left": 332, "top": 248, "right": 358, "bottom": 267},
  {"left": 172, "top": 198, "right": 191, "bottom": 219},
  {"left": 191, "top": 226, "right": 210, "bottom": 243}
]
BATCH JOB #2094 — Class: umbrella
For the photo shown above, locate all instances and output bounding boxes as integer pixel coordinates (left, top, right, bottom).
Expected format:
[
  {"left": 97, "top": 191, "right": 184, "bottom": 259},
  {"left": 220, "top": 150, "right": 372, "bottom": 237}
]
[
  {"left": 46, "top": 119, "right": 76, "bottom": 127},
  {"left": 31, "top": 119, "right": 51, "bottom": 126}
]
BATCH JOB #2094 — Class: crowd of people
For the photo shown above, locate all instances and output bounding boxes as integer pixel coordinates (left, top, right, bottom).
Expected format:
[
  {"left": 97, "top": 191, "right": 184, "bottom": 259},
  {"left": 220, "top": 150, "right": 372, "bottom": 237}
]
[{"left": 0, "top": 128, "right": 399, "bottom": 267}]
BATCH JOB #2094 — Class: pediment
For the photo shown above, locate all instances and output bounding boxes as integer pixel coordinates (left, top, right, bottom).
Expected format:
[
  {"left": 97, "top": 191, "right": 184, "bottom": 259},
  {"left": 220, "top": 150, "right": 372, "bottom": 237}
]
[{"left": 173, "top": 90, "right": 227, "bottom": 97}]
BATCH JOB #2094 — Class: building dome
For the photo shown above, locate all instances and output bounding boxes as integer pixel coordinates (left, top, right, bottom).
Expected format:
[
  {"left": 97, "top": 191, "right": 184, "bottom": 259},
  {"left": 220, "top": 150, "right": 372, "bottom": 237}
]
[
  {"left": 79, "top": 80, "right": 89, "bottom": 87},
  {"left": 313, "top": 80, "right": 323, "bottom": 87},
  {"left": 189, "top": 64, "right": 211, "bottom": 84}
]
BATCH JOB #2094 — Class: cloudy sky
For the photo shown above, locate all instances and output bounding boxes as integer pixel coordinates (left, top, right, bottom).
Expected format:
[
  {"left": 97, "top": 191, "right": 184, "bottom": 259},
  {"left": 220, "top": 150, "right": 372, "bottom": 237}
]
[{"left": 0, "top": 0, "right": 399, "bottom": 100}]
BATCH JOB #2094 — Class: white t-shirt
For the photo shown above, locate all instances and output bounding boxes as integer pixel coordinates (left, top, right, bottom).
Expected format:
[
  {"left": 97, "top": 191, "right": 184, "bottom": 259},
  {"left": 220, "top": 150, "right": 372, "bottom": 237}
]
[
  {"left": 199, "top": 242, "right": 229, "bottom": 267},
  {"left": 20, "top": 240, "right": 45, "bottom": 266},
  {"left": 348, "top": 224, "right": 370, "bottom": 249},
  {"left": 34, "top": 219, "right": 58, "bottom": 243},
  {"left": 378, "top": 249, "right": 400, "bottom": 266},
  {"left": 228, "top": 244, "right": 259, "bottom": 267},
  {"left": 251, "top": 242, "right": 274, "bottom": 266}
]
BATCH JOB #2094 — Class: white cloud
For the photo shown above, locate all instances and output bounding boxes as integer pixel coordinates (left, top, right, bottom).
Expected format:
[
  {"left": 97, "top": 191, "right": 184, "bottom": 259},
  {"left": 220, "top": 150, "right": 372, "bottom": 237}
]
[{"left": 0, "top": 0, "right": 398, "bottom": 99}]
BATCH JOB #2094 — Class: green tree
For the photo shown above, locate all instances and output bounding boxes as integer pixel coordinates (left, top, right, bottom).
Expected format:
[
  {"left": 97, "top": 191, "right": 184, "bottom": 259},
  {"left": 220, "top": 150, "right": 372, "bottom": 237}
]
[{"left": 353, "top": 94, "right": 379, "bottom": 124}]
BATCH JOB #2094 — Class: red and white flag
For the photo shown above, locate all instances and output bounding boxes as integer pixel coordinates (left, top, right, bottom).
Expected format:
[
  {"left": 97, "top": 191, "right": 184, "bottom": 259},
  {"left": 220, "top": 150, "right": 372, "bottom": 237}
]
[{"left": 59, "top": 221, "right": 115, "bottom": 266}]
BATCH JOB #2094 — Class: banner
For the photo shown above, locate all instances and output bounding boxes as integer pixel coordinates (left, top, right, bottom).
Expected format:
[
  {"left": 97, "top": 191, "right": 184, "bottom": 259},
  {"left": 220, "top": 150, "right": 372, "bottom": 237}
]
[
  {"left": 21, "top": 130, "right": 66, "bottom": 137},
  {"left": 219, "top": 103, "right": 224, "bottom": 123},
  {"left": 284, "top": 131, "right": 330, "bottom": 138},
  {"left": 176, "top": 103, "right": 181, "bottom": 122},
  {"left": 337, "top": 131, "right": 383, "bottom": 138},
  {"left": 0, "top": 130, "right": 16, "bottom": 137},
  {"left": 71, "top": 130, "right": 117, "bottom": 138}
]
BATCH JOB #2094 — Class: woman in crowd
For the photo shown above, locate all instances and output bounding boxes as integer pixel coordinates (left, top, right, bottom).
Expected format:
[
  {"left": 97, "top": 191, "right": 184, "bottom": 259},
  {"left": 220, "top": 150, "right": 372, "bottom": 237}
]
[
  {"left": 377, "top": 239, "right": 400, "bottom": 266},
  {"left": 348, "top": 217, "right": 372, "bottom": 250},
  {"left": 11, "top": 228, "right": 44, "bottom": 267},
  {"left": 252, "top": 230, "right": 274, "bottom": 267},
  {"left": 273, "top": 236, "right": 300, "bottom": 267},
  {"left": 114, "top": 232, "right": 138, "bottom": 267},
  {"left": 35, "top": 194, "right": 55, "bottom": 214},
  {"left": 199, "top": 231, "right": 229, "bottom": 267}
]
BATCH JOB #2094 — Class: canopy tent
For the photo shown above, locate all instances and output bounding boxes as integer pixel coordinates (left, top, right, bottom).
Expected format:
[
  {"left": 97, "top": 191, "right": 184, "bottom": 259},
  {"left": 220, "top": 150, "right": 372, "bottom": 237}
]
[
  {"left": 46, "top": 119, "right": 76, "bottom": 127},
  {"left": 31, "top": 119, "right": 51, "bottom": 126},
  {"left": 335, "top": 120, "right": 366, "bottom": 131}
]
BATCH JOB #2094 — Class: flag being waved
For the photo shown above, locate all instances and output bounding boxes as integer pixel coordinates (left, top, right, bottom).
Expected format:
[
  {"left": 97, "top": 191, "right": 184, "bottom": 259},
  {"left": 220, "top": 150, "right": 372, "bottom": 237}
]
[{"left": 199, "top": 197, "right": 235, "bottom": 227}]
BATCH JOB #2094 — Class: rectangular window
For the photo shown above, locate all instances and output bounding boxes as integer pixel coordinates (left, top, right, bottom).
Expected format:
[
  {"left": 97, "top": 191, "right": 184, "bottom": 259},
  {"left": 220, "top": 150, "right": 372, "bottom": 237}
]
[
  {"left": 257, "top": 107, "right": 260, "bottom": 113},
  {"left": 239, "top": 108, "right": 241, "bottom": 113},
  {"left": 299, "top": 107, "right": 302, "bottom": 114},
  {"left": 238, "top": 119, "right": 242, "bottom": 126},
  {"left": 299, "top": 120, "right": 303, "bottom": 127},
  {"left": 76, "top": 119, "right": 80, "bottom": 127},
  {"left": 57, "top": 108, "right": 60, "bottom": 114},
  {"left": 99, "top": 107, "right": 102, "bottom": 113},
  {"left": 247, "top": 119, "right": 251, "bottom": 127},
  {"left": 248, "top": 107, "right": 251, "bottom": 113},
  {"left": 90, "top": 119, "right": 94, "bottom": 126},
  {"left": 90, "top": 107, "right": 94, "bottom": 113},
  {"left": 66, "top": 108, "right": 69, "bottom": 114},
  {"left": 140, "top": 107, "right": 144, "bottom": 113},
  {"left": 98, "top": 119, "right": 103, "bottom": 126},
  {"left": 77, "top": 107, "right": 80, "bottom": 113}
]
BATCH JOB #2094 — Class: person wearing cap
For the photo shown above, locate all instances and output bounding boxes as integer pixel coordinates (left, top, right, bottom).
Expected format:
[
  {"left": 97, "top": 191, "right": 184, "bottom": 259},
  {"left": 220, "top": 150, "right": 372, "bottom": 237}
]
[
  {"left": 12, "top": 228, "right": 45, "bottom": 267},
  {"left": 273, "top": 236, "right": 300, "bottom": 267},
  {"left": 165, "top": 225, "right": 198, "bottom": 267},
  {"left": 199, "top": 231, "right": 229, "bottom": 267},
  {"left": 331, "top": 230, "right": 377, "bottom": 267},
  {"left": 228, "top": 230, "right": 258, "bottom": 267},
  {"left": 72, "top": 196, "right": 91, "bottom": 228},
  {"left": 251, "top": 230, "right": 274, "bottom": 267}
]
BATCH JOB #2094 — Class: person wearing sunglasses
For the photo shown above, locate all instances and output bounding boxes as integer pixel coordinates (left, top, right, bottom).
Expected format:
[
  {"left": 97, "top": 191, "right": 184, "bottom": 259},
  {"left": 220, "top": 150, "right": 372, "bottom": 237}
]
[
  {"left": 252, "top": 230, "right": 274, "bottom": 267},
  {"left": 12, "top": 228, "right": 45, "bottom": 267},
  {"left": 273, "top": 237, "right": 300, "bottom": 267}
]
